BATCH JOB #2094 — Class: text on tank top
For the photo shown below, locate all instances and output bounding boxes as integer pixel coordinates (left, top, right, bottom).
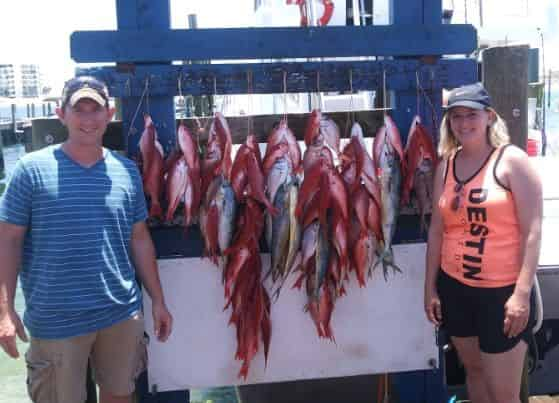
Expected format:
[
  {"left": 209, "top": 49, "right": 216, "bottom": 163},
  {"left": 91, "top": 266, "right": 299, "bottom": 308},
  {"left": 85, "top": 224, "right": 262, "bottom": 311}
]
[{"left": 439, "top": 144, "right": 522, "bottom": 288}]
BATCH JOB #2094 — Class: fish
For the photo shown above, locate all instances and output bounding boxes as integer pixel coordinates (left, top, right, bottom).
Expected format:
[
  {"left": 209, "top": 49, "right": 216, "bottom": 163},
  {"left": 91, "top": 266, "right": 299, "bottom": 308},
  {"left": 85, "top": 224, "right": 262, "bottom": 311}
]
[
  {"left": 306, "top": 279, "right": 335, "bottom": 341},
  {"left": 319, "top": 115, "right": 341, "bottom": 154},
  {"left": 373, "top": 115, "right": 404, "bottom": 279},
  {"left": 269, "top": 180, "right": 292, "bottom": 282},
  {"left": 303, "top": 144, "right": 334, "bottom": 172},
  {"left": 201, "top": 113, "right": 233, "bottom": 196},
  {"left": 314, "top": 222, "right": 330, "bottom": 299},
  {"left": 177, "top": 122, "right": 201, "bottom": 219},
  {"left": 285, "top": 179, "right": 301, "bottom": 273},
  {"left": 300, "top": 221, "right": 320, "bottom": 269},
  {"left": 304, "top": 109, "right": 322, "bottom": 146},
  {"left": 350, "top": 122, "right": 382, "bottom": 208},
  {"left": 330, "top": 206, "right": 349, "bottom": 289},
  {"left": 295, "top": 160, "right": 326, "bottom": 219},
  {"left": 352, "top": 231, "right": 377, "bottom": 286},
  {"left": 216, "top": 179, "right": 237, "bottom": 257},
  {"left": 246, "top": 153, "right": 278, "bottom": 215},
  {"left": 144, "top": 139, "right": 164, "bottom": 218},
  {"left": 414, "top": 159, "right": 435, "bottom": 234},
  {"left": 265, "top": 119, "right": 302, "bottom": 173},
  {"left": 304, "top": 110, "right": 340, "bottom": 155},
  {"left": 165, "top": 157, "right": 188, "bottom": 222},
  {"left": 200, "top": 176, "right": 222, "bottom": 264},
  {"left": 402, "top": 116, "right": 437, "bottom": 234},
  {"left": 213, "top": 112, "right": 233, "bottom": 180},
  {"left": 265, "top": 156, "right": 291, "bottom": 209},
  {"left": 139, "top": 114, "right": 156, "bottom": 175}
]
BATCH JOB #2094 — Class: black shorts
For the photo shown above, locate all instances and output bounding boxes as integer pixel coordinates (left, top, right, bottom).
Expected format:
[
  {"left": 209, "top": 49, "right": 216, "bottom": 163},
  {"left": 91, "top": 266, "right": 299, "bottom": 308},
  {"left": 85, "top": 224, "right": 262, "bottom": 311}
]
[{"left": 437, "top": 270, "right": 536, "bottom": 354}]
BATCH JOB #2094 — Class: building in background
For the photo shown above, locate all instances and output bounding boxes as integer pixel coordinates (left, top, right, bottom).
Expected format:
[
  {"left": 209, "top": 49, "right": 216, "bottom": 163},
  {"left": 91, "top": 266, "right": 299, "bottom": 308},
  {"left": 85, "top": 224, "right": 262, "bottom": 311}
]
[
  {"left": 0, "top": 65, "right": 16, "bottom": 98},
  {"left": 0, "top": 63, "right": 42, "bottom": 98}
]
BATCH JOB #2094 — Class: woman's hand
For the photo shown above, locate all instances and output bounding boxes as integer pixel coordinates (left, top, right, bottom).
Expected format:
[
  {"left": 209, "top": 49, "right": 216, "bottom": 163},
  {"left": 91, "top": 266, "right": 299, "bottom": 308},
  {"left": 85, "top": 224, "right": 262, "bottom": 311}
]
[
  {"left": 504, "top": 291, "right": 530, "bottom": 338},
  {"left": 424, "top": 288, "right": 442, "bottom": 326}
]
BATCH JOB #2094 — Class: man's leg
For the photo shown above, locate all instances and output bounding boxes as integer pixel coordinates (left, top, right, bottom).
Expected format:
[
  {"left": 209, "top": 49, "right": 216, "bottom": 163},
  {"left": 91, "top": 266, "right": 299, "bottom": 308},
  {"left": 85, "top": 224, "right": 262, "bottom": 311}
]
[
  {"left": 25, "top": 333, "right": 95, "bottom": 403},
  {"left": 91, "top": 313, "right": 145, "bottom": 403}
]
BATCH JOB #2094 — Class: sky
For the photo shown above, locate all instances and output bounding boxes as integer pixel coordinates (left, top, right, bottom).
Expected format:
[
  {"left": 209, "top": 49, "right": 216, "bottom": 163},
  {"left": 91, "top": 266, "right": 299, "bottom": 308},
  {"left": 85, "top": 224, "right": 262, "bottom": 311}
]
[{"left": 1, "top": 0, "right": 557, "bottom": 96}]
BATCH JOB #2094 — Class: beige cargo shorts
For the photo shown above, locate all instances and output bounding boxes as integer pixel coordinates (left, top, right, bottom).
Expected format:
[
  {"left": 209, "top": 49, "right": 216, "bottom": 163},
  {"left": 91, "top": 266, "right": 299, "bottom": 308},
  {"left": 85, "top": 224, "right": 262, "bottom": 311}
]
[{"left": 25, "top": 312, "right": 146, "bottom": 403}]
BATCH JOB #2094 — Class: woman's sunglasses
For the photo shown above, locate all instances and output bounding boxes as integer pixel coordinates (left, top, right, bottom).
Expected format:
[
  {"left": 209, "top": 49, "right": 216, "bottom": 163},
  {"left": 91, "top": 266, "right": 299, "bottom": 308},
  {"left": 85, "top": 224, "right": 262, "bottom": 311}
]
[{"left": 451, "top": 182, "right": 465, "bottom": 211}]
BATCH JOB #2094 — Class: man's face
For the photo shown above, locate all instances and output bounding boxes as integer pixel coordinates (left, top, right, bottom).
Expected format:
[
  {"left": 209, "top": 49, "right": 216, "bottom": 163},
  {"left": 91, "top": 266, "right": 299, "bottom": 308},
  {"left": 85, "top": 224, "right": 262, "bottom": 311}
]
[{"left": 56, "top": 98, "right": 115, "bottom": 147}]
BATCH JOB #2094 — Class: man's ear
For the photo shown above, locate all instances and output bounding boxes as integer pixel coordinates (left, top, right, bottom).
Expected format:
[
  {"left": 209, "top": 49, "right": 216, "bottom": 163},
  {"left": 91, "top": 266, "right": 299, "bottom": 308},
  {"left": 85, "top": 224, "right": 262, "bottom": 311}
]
[
  {"left": 55, "top": 107, "right": 65, "bottom": 125},
  {"left": 107, "top": 107, "right": 116, "bottom": 121}
]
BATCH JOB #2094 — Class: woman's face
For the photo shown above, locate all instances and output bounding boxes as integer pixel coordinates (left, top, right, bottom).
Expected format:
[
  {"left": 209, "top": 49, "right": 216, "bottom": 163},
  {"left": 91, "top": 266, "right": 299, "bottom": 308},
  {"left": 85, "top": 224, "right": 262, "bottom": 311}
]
[{"left": 448, "top": 106, "right": 493, "bottom": 146}]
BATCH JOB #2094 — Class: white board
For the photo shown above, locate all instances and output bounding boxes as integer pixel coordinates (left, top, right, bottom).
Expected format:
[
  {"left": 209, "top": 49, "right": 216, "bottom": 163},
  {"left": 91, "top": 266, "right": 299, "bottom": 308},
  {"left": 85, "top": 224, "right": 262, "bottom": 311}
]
[{"left": 143, "top": 243, "right": 437, "bottom": 392}]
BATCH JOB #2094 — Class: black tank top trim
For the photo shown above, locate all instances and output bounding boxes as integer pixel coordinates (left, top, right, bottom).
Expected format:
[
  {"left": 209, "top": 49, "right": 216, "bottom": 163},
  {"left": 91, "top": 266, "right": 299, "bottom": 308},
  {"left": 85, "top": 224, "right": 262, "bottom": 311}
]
[
  {"left": 452, "top": 147, "right": 497, "bottom": 185},
  {"left": 443, "top": 158, "right": 450, "bottom": 185},
  {"left": 493, "top": 144, "right": 513, "bottom": 192}
]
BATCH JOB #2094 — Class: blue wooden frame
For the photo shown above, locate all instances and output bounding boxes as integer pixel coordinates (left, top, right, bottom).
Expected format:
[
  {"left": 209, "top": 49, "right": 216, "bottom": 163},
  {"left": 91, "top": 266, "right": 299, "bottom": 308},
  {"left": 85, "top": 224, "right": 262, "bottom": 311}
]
[
  {"left": 71, "top": 24, "right": 476, "bottom": 62},
  {"left": 72, "top": 1, "right": 478, "bottom": 158},
  {"left": 78, "top": 59, "right": 476, "bottom": 97},
  {"left": 70, "top": 1, "right": 480, "bottom": 401}
]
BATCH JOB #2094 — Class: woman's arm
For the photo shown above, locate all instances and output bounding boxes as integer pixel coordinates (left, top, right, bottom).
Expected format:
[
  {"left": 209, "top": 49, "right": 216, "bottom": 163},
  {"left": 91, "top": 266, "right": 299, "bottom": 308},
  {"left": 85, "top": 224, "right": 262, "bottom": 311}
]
[
  {"left": 499, "top": 146, "right": 543, "bottom": 338},
  {"left": 424, "top": 159, "right": 447, "bottom": 326}
]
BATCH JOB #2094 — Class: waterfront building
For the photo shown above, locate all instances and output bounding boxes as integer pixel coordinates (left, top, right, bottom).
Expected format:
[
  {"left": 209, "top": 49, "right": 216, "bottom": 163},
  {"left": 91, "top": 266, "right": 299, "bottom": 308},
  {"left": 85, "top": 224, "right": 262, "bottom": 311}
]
[{"left": 0, "top": 64, "right": 43, "bottom": 98}]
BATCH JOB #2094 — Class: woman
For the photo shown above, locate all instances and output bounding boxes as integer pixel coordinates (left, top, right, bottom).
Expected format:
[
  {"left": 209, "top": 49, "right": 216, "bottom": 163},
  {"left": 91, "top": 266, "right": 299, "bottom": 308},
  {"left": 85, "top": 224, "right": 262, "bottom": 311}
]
[{"left": 424, "top": 82, "right": 542, "bottom": 403}]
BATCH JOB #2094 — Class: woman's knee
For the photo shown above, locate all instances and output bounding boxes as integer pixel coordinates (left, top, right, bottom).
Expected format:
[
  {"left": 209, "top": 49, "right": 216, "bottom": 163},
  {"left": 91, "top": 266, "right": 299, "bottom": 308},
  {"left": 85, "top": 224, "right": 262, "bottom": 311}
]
[
  {"left": 462, "top": 358, "right": 484, "bottom": 379},
  {"left": 487, "top": 384, "right": 519, "bottom": 403}
]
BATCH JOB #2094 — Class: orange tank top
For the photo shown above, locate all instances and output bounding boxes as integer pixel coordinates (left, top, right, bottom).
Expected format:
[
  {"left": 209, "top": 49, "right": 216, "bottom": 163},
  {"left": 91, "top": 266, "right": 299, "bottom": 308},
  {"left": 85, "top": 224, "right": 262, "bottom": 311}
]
[{"left": 439, "top": 145, "right": 521, "bottom": 288}]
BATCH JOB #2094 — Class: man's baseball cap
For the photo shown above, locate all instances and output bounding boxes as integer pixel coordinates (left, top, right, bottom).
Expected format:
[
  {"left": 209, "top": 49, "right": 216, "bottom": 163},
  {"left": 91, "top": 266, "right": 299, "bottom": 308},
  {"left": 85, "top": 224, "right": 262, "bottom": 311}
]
[
  {"left": 61, "top": 76, "right": 109, "bottom": 108},
  {"left": 445, "top": 82, "right": 491, "bottom": 111}
]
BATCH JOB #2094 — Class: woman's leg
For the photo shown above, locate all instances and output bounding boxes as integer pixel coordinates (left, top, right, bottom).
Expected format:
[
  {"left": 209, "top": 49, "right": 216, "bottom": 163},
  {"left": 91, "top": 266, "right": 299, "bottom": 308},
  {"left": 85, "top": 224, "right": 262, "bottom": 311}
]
[
  {"left": 481, "top": 340, "right": 527, "bottom": 403},
  {"left": 451, "top": 336, "right": 491, "bottom": 403}
]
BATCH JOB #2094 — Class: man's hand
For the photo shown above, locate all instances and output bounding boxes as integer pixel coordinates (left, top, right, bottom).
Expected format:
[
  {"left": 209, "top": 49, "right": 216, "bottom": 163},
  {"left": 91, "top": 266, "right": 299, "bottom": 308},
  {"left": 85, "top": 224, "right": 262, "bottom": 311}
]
[
  {"left": 152, "top": 300, "right": 173, "bottom": 342},
  {"left": 0, "top": 308, "right": 28, "bottom": 358}
]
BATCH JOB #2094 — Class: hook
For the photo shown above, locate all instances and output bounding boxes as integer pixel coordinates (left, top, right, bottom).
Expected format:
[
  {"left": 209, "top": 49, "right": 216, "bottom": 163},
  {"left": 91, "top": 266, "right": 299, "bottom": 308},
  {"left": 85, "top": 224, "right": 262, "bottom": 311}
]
[
  {"left": 177, "top": 73, "right": 183, "bottom": 98},
  {"left": 382, "top": 69, "right": 387, "bottom": 114},
  {"left": 416, "top": 70, "right": 421, "bottom": 116},
  {"left": 125, "top": 78, "right": 131, "bottom": 97},
  {"left": 246, "top": 70, "right": 254, "bottom": 136},
  {"left": 246, "top": 70, "right": 253, "bottom": 94},
  {"left": 283, "top": 70, "right": 288, "bottom": 119},
  {"left": 349, "top": 69, "right": 355, "bottom": 122},
  {"left": 144, "top": 76, "right": 151, "bottom": 114},
  {"left": 126, "top": 76, "right": 150, "bottom": 138}
]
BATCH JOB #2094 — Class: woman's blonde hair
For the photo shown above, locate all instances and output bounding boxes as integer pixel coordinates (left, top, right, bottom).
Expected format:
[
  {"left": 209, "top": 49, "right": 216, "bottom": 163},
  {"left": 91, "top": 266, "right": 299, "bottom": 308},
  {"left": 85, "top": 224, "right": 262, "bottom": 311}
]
[{"left": 438, "top": 107, "right": 510, "bottom": 158}]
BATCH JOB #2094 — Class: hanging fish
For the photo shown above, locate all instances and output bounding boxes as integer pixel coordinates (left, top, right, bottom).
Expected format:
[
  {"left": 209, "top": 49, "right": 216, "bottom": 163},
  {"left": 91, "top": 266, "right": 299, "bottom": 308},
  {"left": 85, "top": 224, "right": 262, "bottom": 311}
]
[
  {"left": 373, "top": 115, "right": 404, "bottom": 279},
  {"left": 402, "top": 116, "right": 437, "bottom": 234}
]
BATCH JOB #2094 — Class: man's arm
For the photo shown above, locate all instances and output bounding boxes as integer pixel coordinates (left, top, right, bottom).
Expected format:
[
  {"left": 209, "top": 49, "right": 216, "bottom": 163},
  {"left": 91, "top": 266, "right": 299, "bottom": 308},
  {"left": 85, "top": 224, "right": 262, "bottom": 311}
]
[
  {"left": 0, "top": 222, "right": 28, "bottom": 358},
  {"left": 130, "top": 221, "right": 173, "bottom": 342}
]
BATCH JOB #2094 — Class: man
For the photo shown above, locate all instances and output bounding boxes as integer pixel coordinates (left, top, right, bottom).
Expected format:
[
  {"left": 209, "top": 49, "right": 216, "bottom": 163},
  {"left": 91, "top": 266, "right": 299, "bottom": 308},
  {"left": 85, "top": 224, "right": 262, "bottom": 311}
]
[{"left": 0, "top": 76, "right": 173, "bottom": 403}]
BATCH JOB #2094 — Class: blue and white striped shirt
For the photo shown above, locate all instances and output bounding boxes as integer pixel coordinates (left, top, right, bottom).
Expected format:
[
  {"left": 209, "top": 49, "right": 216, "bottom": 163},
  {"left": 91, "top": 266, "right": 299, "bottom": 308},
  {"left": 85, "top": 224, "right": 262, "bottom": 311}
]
[{"left": 0, "top": 145, "right": 147, "bottom": 339}]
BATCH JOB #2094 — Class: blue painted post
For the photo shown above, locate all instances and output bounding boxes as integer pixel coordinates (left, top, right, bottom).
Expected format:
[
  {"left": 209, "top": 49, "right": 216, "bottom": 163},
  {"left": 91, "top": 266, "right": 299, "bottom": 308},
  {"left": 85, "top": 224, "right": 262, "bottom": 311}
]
[
  {"left": 389, "top": 1, "right": 447, "bottom": 402},
  {"left": 114, "top": 2, "right": 186, "bottom": 402},
  {"left": 389, "top": 0, "right": 444, "bottom": 145},
  {"left": 115, "top": 0, "right": 177, "bottom": 159}
]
